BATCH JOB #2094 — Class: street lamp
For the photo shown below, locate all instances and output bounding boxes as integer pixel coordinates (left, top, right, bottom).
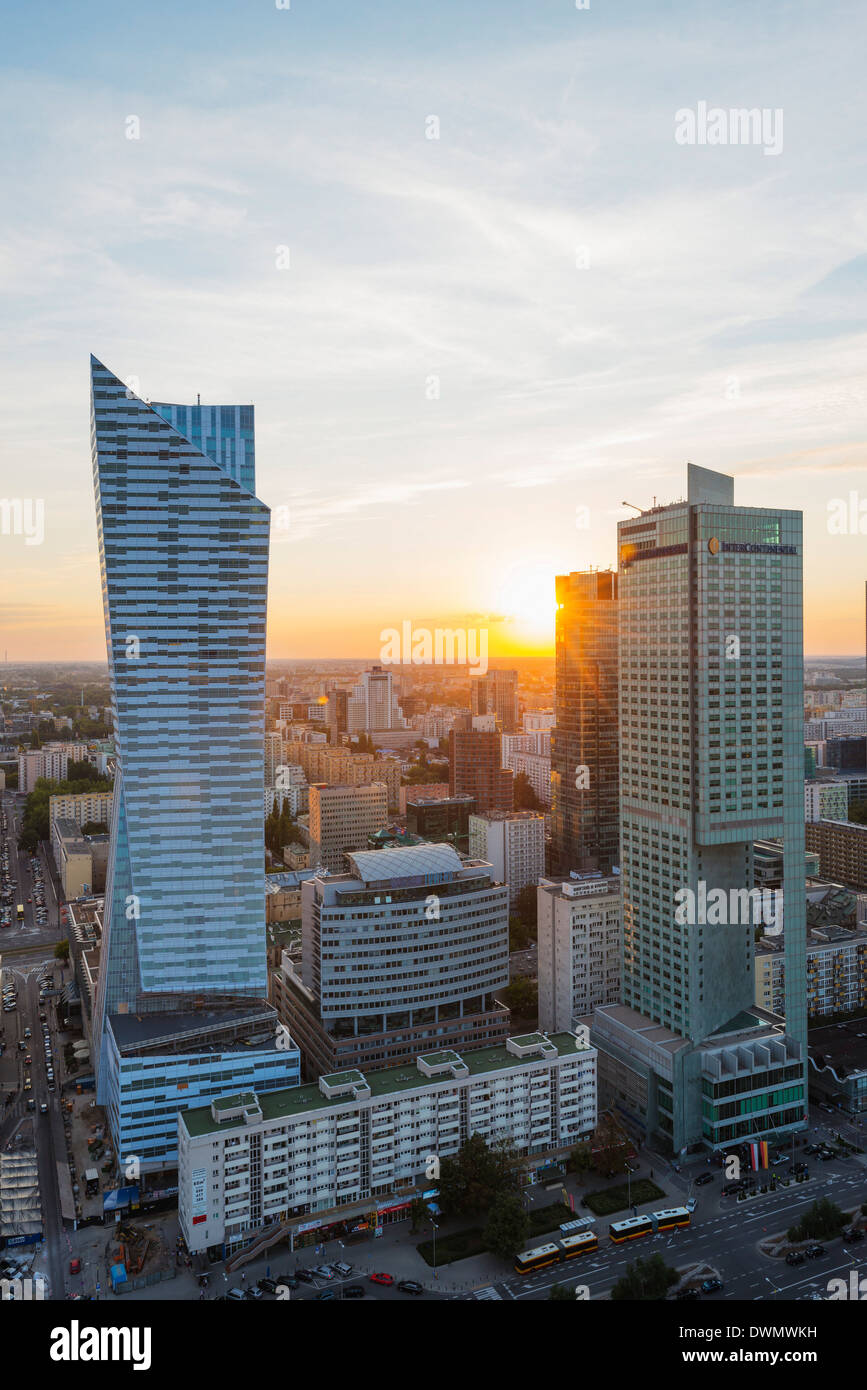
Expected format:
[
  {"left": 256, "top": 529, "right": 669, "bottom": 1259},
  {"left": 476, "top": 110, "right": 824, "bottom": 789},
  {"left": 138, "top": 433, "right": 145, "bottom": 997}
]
[{"left": 430, "top": 1219, "right": 439, "bottom": 1280}]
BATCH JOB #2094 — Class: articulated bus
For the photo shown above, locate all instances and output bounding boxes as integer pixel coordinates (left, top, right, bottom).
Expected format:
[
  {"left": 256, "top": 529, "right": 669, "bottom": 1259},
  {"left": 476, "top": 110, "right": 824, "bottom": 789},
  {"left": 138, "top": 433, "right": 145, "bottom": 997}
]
[
  {"left": 609, "top": 1206, "right": 690, "bottom": 1244},
  {"left": 514, "top": 1231, "right": 599, "bottom": 1275}
]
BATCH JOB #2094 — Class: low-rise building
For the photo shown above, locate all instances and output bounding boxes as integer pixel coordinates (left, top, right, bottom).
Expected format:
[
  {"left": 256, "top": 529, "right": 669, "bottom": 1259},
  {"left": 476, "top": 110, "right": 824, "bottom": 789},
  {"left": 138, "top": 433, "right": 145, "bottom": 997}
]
[
  {"left": 177, "top": 1031, "right": 597, "bottom": 1253},
  {"left": 51, "top": 818, "right": 109, "bottom": 899}
]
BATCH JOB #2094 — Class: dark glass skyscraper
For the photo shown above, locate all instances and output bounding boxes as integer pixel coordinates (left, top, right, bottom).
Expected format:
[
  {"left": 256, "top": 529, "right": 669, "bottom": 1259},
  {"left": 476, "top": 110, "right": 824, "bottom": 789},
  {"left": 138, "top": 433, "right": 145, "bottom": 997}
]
[{"left": 550, "top": 569, "right": 620, "bottom": 875}]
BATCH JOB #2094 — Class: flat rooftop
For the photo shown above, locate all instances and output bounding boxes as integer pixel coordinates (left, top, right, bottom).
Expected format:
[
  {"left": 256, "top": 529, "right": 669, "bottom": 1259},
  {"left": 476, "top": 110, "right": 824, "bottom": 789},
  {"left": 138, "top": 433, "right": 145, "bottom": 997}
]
[
  {"left": 108, "top": 1003, "right": 274, "bottom": 1048},
  {"left": 809, "top": 1018, "right": 867, "bottom": 1077},
  {"left": 181, "top": 1032, "right": 589, "bottom": 1138}
]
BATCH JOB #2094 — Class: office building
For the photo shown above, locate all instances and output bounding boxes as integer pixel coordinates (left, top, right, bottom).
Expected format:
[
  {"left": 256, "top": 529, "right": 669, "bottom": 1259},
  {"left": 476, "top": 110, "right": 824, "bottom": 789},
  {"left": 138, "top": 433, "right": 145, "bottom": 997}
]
[
  {"left": 307, "top": 782, "right": 389, "bottom": 872},
  {"left": 538, "top": 873, "right": 622, "bottom": 1032},
  {"left": 550, "top": 570, "right": 620, "bottom": 876},
  {"left": 89, "top": 357, "right": 299, "bottom": 1172},
  {"left": 502, "top": 747, "right": 552, "bottom": 807},
  {"left": 468, "top": 811, "right": 545, "bottom": 905},
  {"left": 591, "top": 464, "right": 807, "bottom": 1152},
  {"left": 448, "top": 729, "right": 513, "bottom": 813},
  {"left": 826, "top": 736, "right": 867, "bottom": 772},
  {"left": 405, "top": 793, "right": 476, "bottom": 852},
  {"left": 178, "top": 1031, "right": 597, "bottom": 1253},
  {"left": 470, "top": 669, "right": 519, "bottom": 732},
  {"left": 272, "top": 844, "right": 510, "bottom": 1076}
]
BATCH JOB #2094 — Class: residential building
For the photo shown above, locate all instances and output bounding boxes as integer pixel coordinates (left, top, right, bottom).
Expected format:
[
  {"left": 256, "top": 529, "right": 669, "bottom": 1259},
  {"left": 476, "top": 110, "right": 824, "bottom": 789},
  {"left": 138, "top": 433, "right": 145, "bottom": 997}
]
[
  {"left": 502, "top": 747, "right": 551, "bottom": 807},
  {"left": 48, "top": 790, "right": 113, "bottom": 837},
  {"left": 51, "top": 818, "right": 110, "bottom": 899},
  {"left": 89, "top": 357, "right": 299, "bottom": 1172},
  {"left": 805, "top": 819, "right": 867, "bottom": 892},
  {"left": 755, "top": 921, "right": 867, "bottom": 1020},
  {"left": 178, "top": 1031, "right": 597, "bottom": 1253},
  {"left": 805, "top": 778, "right": 849, "bottom": 823},
  {"left": 272, "top": 844, "right": 510, "bottom": 1076},
  {"left": 538, "top": 873, "right": 621, "bottom": 1031},
  {"left": 307, "top": 782, "right": 389, "bottom": 872},
  {"left": 468, "top": 811, "right": 545, "bottom": 905},
  {"left": 550, "top": 569, "right": 620, "bottom": 876}
]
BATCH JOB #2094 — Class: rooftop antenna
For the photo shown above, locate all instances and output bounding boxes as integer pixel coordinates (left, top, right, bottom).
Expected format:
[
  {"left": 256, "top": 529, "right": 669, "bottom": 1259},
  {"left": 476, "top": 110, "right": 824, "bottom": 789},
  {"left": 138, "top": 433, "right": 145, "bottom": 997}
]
[{"left": 197, "top": 393, "right": 201, "bottom": 406}]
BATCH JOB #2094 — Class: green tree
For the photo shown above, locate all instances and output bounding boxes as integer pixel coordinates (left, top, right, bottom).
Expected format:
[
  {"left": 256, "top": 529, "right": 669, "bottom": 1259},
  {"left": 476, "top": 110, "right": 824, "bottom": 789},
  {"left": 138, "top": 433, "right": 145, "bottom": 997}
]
[
  {"left": 787, "top": 1198, "right": 847, "bottom": 1243},
  {"left": 483, "top": 1193, "right": 529, "bottom": 1261},
  {"left": 54, "top": 940, "right": 70, "bottom": 962},
  {"left": 568, "top": 1143, "right": 594, "bottom": 1177},
  {"left": 436, "top": 1134, "right": 522, "bottom": 1217},
  {"left": 409, "top": 1197, "right": 429, "bottom": 1234},
  {"left": 500, "top": 976, "right": 538, "bottom": 1019},
  {"left": 513, "top": 771, "right": 543, "bottom": 811},
  {"left": 514, "top": 884, "right": 538, "bottom": 930},
  {"left": 849, "top": 800, "right": 867, "bottom": 826},
  {"left": 610, "top": 1253, "right": 678, "bottom": 1301}
]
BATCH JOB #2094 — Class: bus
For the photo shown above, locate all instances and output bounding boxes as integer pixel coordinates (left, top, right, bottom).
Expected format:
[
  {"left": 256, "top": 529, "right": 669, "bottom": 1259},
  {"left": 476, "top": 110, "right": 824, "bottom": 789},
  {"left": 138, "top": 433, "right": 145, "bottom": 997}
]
[
  {"left": 16, "top": 904, "right": 23, "bottom": 921},
  {"left": 514, "top": 1231, "right": 599, "bottom": 1275},
  {"left": 609, "top": 1207, "right": 691, "bottom": 1244},
  {"left": 609, "top": 1215, "right": 653, "bottom": 1244}
]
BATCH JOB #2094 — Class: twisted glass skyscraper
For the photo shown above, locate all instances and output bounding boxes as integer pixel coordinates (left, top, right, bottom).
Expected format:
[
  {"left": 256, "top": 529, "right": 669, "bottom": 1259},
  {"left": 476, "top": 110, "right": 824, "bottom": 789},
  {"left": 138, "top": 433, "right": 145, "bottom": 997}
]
[{"left": 90, "top": 357, "right": 298, "bottom": 1172}]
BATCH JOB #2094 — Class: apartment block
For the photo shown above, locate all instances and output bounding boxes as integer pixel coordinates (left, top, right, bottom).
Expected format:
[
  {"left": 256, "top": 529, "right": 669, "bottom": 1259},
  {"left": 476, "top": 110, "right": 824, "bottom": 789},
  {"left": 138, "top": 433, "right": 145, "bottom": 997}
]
[
  {"left": 307, "top": 782, "right": 389, "bottom": 873},
  {"left": 177, "top": 1031, "right": 597, "bottom": 1253},
  {"left": 538, "top": 873, "right": 622, "bottom": 1031},
  {"left": 805, "top": 820, "right": 867, "bottom": 892},
  {"left": 468, "top": 811, "right": 545, "bottom": 906}
]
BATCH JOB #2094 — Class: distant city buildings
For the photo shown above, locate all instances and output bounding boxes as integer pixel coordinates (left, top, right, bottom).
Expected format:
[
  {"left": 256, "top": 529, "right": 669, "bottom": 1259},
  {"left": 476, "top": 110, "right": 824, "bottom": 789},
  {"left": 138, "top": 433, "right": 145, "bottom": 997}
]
[
  {"left": 470, "top": 669, "right": 519, "bottom": 732},
  {"left": 805, "top": 819, "right": 867, "bottom": 892},
  {"left": 805, "top": 778, "right": 849, "bottom": 823},
  {"left": 18, "top": 742, "right": 91, "bottom": 793}
]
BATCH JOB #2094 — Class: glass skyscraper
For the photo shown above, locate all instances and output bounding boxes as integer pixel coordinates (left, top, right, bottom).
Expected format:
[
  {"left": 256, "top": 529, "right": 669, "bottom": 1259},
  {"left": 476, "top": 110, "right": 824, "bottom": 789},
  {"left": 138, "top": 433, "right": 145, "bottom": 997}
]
[
  {"left": 90, "top": 357, "right": 299, "bottom": 1172},
  {"left": 591, "top": 465, "right": 807, "bottom": 1153}
]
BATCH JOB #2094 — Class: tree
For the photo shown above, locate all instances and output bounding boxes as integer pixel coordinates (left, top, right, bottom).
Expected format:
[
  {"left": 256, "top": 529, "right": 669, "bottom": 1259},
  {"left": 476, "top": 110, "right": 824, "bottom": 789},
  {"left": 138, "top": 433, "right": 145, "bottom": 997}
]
[
  {"left": 514, "top": 884, "right": 538, "bottom": 931},
  {"left": 500, "top": 976, "right": 538, "bottom": 1019},
  {"left": 610, "top": 1253, "right": 678, "bottom": 1301},
  {"left": 568, "top": 1143, "right": 594, "bottom": 1178},
  {"left": 513, "top": 771, "right": 543, "bottom": 811},
  {"left": 849, "top": 800, "right": 867, "bottom": 826},
  {"left": 436, "top": 1134, "right": 522, "bottom": 1217},
  {"left": 787, "top": 1198, "right": 847, "bottom": 1243},
  {"left": 409, "top": 1197, "right": 429, "bottom": 1234},
  {"left": 483, "top": 1193, "right": 529, "bottom": 1261},
  {"left": 590, "top": 1113, "right": 633, "bottom": 1178},
  {"left": 80, "top": 821, "right": 108, "bottom": 836},
  {"left": 54, "top": 940, "right": 70, "bottom": 962}
]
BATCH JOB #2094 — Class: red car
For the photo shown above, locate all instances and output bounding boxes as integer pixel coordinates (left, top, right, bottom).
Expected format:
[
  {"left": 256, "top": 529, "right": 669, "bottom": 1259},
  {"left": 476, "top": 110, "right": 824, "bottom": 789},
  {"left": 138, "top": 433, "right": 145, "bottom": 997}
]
[
  {"left": 69, "top": 1258, "right": 81, "bottom": 1275},
  {"left": 369, "top": 1272, "right": 394, "bottom": 1286}
]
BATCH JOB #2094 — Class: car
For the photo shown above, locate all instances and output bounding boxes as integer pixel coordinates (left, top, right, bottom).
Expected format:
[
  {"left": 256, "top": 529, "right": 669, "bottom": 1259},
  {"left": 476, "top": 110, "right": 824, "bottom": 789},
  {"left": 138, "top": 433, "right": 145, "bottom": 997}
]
[
  {"left": 722, "top": 1182, "right": 743, "bottom": 1196},
  {"left": 244, "top": 1286, "right": 263, "bottom": 1299},
  {"left": 675, "top": 1287, "right": 700, "bottom": 1300},
  {"left": 805, "top": 1244, "right": 825, "bottom": 1259},
  {"left": 343, "top": 1284, "right": 365, "bottom": 1299},
  {"left": 685, "top": 1197, "right": 697, "bottom": 1213},
  {"left": 817, "top": 1149, "right": 837, "bottom": 1161},
  {"left": 26, "top": 1098, "right": 35, "bottom": 1110},
  {"left": 23, "top": 1076, "right": 31, "bottom": 1090},
  {"left": 397, "top": 1280, "right": 424, "bottom": 1295},
  {"left": 369, "top": 1272, "right": 394, "bottom": 1286},
  {"left": 24, "top": 1055, "right": 31, "bottom": 1064},
  {"left": 803, "top": 1144, "right": 820, "bottom": 1155},
  {"left": 315, "top": 1289, "right": 337, "bottom": 1300},
  {"left": 313, "top": 1265, "right": 334, "bottom": 1280},
  {"left": 23, "top": 1028, "right": 30, "bottom": 1039},
  {"left": 332, "top": 1261, "right": 352, "bottom": 1277},
  {"left": 69, "top": 1258, "right": 81, "bottom": 1275},
  {"left": 274, "top": 1274, "right": 298, "bottom": 1290},
  {"left": 786, "top": 1250, "right": 805, "bottom": 1266},
  {"left": 39, "top": 1013, "right": 45, "bottom": 1022},
  {"left": 701, "top": 1278, "right": 723, "bottom": 1294},
  {"left": 695, "top": 1172, "right": 714, "bottom": 1186},
  {"left": 225, "top": 1287, "right": 246, "bottom": 1301},
  {"left": 843, "top": 1227, "right": 864, "bottom": 1243},
  {"left": 39, "top": 1103, "right": 48, "bottom": 1115},
  {"left": 294, "top": 1269, "right": 314, "bottom": 1284},
  {"left": 258, "top": 1278, "right": 278, "bottom": 1294}
]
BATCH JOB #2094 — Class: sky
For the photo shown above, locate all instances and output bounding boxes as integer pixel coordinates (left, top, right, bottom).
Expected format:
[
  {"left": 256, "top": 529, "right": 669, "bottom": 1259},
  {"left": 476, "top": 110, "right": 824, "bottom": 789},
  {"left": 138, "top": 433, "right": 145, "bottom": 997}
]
[{"left": 2, "top": 0, "right": 866, "bottom": 661}]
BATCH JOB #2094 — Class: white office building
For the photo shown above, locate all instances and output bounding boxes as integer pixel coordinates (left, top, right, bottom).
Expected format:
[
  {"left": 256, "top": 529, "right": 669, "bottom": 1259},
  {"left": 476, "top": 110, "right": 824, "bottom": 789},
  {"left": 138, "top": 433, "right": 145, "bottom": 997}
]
[
  {"left": 805, "top": 779, "right": 850, "bottom": 824},
  {"left": 468, "top": 811, "right": 545, "bottom": 906}
]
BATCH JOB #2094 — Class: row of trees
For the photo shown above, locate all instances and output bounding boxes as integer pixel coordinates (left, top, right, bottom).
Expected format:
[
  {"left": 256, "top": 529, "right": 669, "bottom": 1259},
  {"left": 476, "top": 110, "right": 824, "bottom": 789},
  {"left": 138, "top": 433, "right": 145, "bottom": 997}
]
[{"left": 265, "top": 800, "right": 304, "bottom": 858}]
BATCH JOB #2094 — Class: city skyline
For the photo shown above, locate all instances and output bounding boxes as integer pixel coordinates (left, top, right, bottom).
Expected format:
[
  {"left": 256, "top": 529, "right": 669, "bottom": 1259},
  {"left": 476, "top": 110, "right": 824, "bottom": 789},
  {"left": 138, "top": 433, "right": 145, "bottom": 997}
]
[{"left": 3, "top": 1, "right": 867, "bottom": 661}]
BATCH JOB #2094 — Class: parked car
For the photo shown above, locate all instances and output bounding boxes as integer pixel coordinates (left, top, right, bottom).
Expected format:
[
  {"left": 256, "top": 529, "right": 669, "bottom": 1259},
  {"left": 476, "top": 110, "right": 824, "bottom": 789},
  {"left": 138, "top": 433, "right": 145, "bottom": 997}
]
[
  {"left": 343, "top": 1285, "right": 365, "bottom": 1299},
  {"left": 244, "top": 1286, "right": 263, "bottom": 1299},
  {"left": 315, "top": 1289, "right": 337, "bottom": 1301},
  {"left": 332, "top": 1262, "right": 352, "bottom": 1277},
  {"left": 701, "top": 1278, "right": 723, "bottom": 1294},
  {"left": 695, "top": 1172, "right": 714, "bottom": 1187},
  {"left": 805, "top": 1244, "right": 825, "bottom": 1259},
  {"left": 258, "top": 1278, "right": 278, "bottom": 1294},
  {"left": 313, "top": 1265, "right": 334, "bottom": 1280},
  {"left": 274, "top": 1273, "right": 298, "bottom": 1290},
  {"left": 369, "top": 1272, "right": 394, "bottom": 1286},
  {"left": 225, "top": 1287, "right": 245, "bottom": 1301},
  {"left": 722, "top": 1182, "right": 743, "bottom": 1196},
  {"left": 294, "top": 1269, "right": 314, "bottom": 1284},
  {"left": 397, "top": 1280, "right": 424, "bottom": 1295}
]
